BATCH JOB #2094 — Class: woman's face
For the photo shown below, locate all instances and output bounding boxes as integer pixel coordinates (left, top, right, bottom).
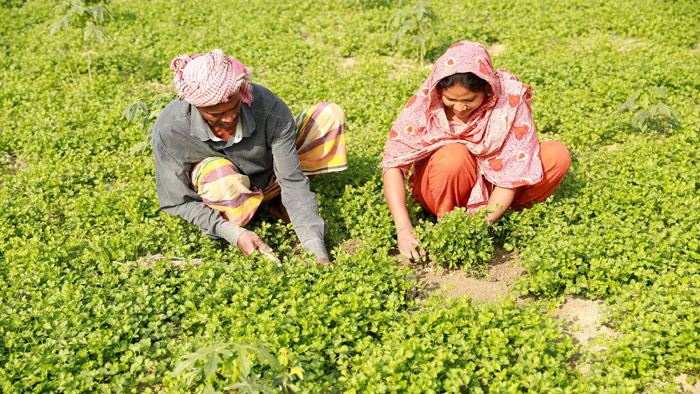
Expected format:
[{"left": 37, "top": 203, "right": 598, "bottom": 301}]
[{"left": 440, "top": 83, "right": 486, "bottom": 123}]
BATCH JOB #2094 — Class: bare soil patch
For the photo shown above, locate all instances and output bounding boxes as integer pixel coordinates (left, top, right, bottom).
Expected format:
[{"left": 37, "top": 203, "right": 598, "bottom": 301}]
[
  {"left": 339, "top": 56, "right": 357, "bottom": 70},
  {"left": 114, "top": 252, "right": 203, "bottom": 270},
  {"left": 340, "top": 238, "right": 363, "bottom": 255},
  {"left": 552, "top": 296, "right": 621, "bottom": 375},
  {"left": 1, "top": 155, "right": 26, "bottom": 173},
  {"left": 553, "top": 298, "right": 699, "bottom": 389},
  {"left": 553, "top": 296, "right": 620, "bottom": 349},
  {"left": 384, "top": 56, "right": 417, "bottom": 80},
  {"left": 675, "top": 374, "right": 700, "bottom": 394},
  {"left": 401, "top": 246, "right": 527, "bottom": 302},
  {"left": 0, "top": 155, "right": 26, "bottom": 187},
  {"left": 488, "top": 43, "right": 506, "bottom": 57},
  {"left": 616, "top": 37, "right": 644, "bottom": 52}
]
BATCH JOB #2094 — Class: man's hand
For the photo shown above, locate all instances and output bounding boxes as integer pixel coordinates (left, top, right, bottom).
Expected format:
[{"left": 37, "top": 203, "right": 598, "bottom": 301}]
[
  {"left": 317, "top": 258, "right": 332, "bottom": 266},
  {"left": 397, "top": 227, "right": 426, "bottom": 262},
  {"left": 237, "top": 230, "right": 278, "bottom": 262}
]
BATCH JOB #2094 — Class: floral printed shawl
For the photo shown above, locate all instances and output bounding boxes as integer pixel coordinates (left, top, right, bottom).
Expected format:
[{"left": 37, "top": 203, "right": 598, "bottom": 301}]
[{"left": 381, "top": 40, "right": 543, "bottom": 209}]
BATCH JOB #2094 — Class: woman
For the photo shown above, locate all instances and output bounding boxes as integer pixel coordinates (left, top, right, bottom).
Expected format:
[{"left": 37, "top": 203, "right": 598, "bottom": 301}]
[{"left": 382, "top": 41, "right": 571, "bottom": 261}]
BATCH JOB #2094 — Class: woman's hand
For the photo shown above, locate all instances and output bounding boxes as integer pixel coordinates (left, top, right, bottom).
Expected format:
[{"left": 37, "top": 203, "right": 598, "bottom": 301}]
[
  {"left": 397, "top": 226, "right": 426, "bottom": 261},
  {"left": 484, "top": 186, "right": 517, "bottom": 223},
  {"left": 384, "top": 168, "right": 426, "bottom": 261}
]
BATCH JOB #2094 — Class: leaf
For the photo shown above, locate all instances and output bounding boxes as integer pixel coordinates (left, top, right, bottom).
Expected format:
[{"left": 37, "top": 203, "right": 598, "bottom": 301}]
[
  {"left": 277, "top": 348, "right": 289, "bottom": 367},
  {"left": 53, "top": 1, "right": 71, "bottom": 13},
  {"left": 226, "top": 379, "right": 276, "bottom": 394},
  {"left": 616, "top": 98, "right": 636, "bottom": 113},
  {"left": 651, "top": 86, "right": 667, "bottom": 97},
  {"left": 83, "top": 22, "right": 108, "bottom": 43},
  {"left": 202, "top": 384, "right": 218, "bottom": 394},
  {"left": 121, "top": 101, "right": 148, "bottom": 123},
  {"left": 253, "top": 343, "right": 281, "bottom": 369},
  {"left": 632, "top": 110, "right": 650, "bottom": 128},
  {"left": 289, "top": 366, "right": 304, "bottom": 379},
  {"left": 87, "top": 4, "right": 111, "bottom": 23},
  {"left": 402, "top": 19, "right": 416, "bottom": 30},
  {"left": 203, "top": 349, "right": 222, "bottom": 380},
  {"left": 173, "top": 354, "right": 200, "bottom": 377},
  {"left": 48, "top": 17, "right": 70, "bottom": 35},
  {"left": 236, "top": 348, "right": 254, "bottom": 377}
]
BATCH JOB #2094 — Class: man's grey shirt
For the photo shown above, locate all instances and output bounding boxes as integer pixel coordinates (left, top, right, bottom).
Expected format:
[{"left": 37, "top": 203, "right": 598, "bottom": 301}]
[{"left": 152, "top": 83, "right": 328, "bottom": 259}]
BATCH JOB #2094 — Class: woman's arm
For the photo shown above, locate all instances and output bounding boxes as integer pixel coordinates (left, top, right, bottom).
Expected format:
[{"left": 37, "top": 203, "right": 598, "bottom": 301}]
[
  {"left": 484, "top": 186, "right": 517, "bottom": 223},
  {"left": 383, "top": 168, "right": 425, "bottom": 260}
]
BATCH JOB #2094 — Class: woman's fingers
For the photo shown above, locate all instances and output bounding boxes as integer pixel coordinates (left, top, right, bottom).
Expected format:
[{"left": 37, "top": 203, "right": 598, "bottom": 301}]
[
  {"left": 400, "top": 243, "right": 424, "bottom": 262},
  {"left": 398, "top": 230, "right": 426, "bottom": 261},
  {"left": 398, "top": 240, "right": 414, "bottom": 258}
]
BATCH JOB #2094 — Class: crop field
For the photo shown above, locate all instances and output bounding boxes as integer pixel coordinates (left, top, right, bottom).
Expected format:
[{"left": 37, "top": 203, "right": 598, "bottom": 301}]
[{"left": 1, "top": 0, "right": 699, "bottom": 392}]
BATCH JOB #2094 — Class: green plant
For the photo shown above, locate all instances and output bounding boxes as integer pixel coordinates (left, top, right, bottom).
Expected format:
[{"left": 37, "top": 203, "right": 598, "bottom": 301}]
[
  {"left": 1, "top": 0, "right": 27, "bottom": 8},
  {"left": 415, "top": 207, "right": 494, "bottom": 271},
  {"left": 616, "top": 87, "right": 681, "bottom": 135},
  {"left": 48, "top": 0, "right": 112, "bottom": 81},
  {"left": 172, "top": 342, "right": 303, "bottom": 393},
  {"left": 388, "top": 0, "right": 434, "bottom": 65},
  {"left": 122, "top": 96, "right": 172, "bottom": 154},
  {"left": 3, "top": 0, "right": 700, "bottom": 391}
]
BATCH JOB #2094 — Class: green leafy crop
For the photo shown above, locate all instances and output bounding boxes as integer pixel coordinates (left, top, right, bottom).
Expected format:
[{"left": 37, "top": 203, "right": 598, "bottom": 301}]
[
  {"left": 415, "top": 207, "right": 494, "bottom": 271},
  {"left": 1, "top": 0, "right": 699, "bottom": 392}
]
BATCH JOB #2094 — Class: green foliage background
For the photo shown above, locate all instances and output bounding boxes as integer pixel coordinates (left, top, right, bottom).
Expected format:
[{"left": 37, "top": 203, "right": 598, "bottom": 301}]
[{"left": 1, "top": 0, "right": 699, "bottom": 392}]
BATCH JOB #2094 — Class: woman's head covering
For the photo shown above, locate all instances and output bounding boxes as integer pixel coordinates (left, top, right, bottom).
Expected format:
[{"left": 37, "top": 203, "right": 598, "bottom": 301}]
[
  {"left": 382, "top": 40, "right": 543, "bottom": 208},
  {"left": 170, "top": 49, "right": 252, "bottom": 107}
]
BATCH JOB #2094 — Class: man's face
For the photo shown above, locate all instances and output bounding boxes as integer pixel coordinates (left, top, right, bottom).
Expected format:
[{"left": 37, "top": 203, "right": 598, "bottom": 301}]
[{"left": 196, "top": 91, "right": 243, "bottom": 141}]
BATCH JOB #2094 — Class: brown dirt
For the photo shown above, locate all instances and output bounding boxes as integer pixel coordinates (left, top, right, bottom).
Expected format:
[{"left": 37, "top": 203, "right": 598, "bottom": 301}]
[
  {"left": 2, "top": 155, "right": 26, "bottom": 173},
  {"left": 339, "top": 56, "right": 357, "bottom": 70},
  {"left": 340, "top": 238, "right": 363, "bottom": 255},
  {"left": 552, "top": 296, "right": 621, "bottom": 375},
  {"left": 400, "top": 246, "right": 528, "bottom": 302},
  {"left": 553, "top": 296, "right": 621, "bottom": 349},
  {"left": 0, "top": 155, "right": 27, "bottom": 187},
  {"left": 115, "top": 252, "right": 203, "bottom": 270},
  {"left": 675, "top": 375, "right": 700, "bottom": 394},
  {"left": 488, "top": 43, "right": 506, "bottom": 57},
  {"left": 616, "top": 37, "right": 644, "bottom": 52}
]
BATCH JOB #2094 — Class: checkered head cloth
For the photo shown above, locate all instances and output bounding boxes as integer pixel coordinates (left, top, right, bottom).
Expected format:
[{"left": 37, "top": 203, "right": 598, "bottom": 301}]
[{"left": 170, "top": 49, "right": 252, "bottom": 107}]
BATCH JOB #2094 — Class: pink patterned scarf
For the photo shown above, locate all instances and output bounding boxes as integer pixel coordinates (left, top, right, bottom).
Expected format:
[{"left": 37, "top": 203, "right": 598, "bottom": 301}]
[
  {"left": 381, "top": 40, "right": 543, "bottom": 209},
  {"left": 170, "top": 49, "right": 252, "bottom": 107}
]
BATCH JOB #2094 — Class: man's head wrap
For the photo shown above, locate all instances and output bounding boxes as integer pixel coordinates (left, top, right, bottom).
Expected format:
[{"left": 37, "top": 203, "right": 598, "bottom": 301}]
[{"left": 170, "top": 49, "right": 252, "bottom": 107}]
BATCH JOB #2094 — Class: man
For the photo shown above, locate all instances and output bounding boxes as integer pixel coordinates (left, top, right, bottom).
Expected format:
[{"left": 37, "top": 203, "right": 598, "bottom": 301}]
[{"left": 152, "top": 50, "right": 347, "bottom": 264}]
